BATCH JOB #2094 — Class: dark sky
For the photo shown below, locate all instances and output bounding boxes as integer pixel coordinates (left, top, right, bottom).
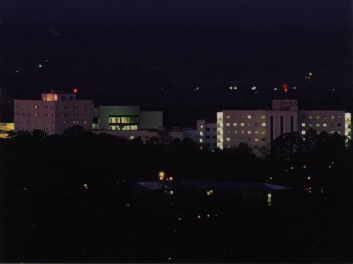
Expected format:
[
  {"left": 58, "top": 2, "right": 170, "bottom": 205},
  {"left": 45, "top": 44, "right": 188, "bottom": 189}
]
[
  {"left": 1, "top": 0, "right": 351, "bottom": 29},
  {"left": 1, "top": 1, "right": 352, "bottom": 126}
]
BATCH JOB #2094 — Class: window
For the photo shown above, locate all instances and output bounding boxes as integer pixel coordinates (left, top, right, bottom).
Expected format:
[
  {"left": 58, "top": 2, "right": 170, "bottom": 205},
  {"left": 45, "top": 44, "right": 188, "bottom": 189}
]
[
  {"left": 241, "top": 115, "right": 245, "bottom": 119},
  {"left": 331, "top": 116, "right": 335, "bottom": 119},
  {"left": 233, "top": 123, "right": 237, "bottom": 126},
  {"left": 338, "top": 123, "right": 341, "bottom": 127},
  {"left": 247, "top": 131, "right": 252, "bottom": 134},
  {"left": 200, "top": 132, "right": 203, "bottom": 136},
  {"left": 316, "top": 123, "right": 320, "bottom": 127},
  {"left": 248, "top": 123, "right": 252, "bottom": 127},
  {"left": 226, "top": 115, "right": 230, "bottom": 119},
  {"left": 247, "top": 115, "right": 252, "bottom": 119},
  {"left": 226, "top": 138, "right": 230, "bottom": 142},
  {"left": 301, "top": 130, "right": 306, "bottom": 135},
  {"left": 241, "top": 123, "right": 245, "bottom": 126},
  {"left": 212, "top": 135, "right": 216, "bottom": 139},
  {"left": 206, "top": 128, "right": 210, "bottom": 131},
  {"left": 234, "top": 131, "right": 238, "bottom": 134},
  {"left": 226, "top": 123, "right": 230, "bottom": 126},
  {"left": 255, "top": 130, "right": 259, "bottom": 134},
  {"left": 199, "top": 139, "right": 203, "bottom": 143},
  {"left": 206, "top": 135, "right": 210, "bottom": 139},
  {"left": 241, "top": 130, "right": 245, "bottom": 134},
  {"left": 302, "top": 123, "right": 306, "bottom": 127},
  {"left": 248, "top": 138, "right": 251, "bottom": 142},
  {"left": 255, "top": 138, "right": 259, "bottom": 142},
  {"left": 262, "top": 115, "right": 266, "bottom": 119},
  {"left": 323, "top": 123, "right": 327, "bottom": 127},
  {"left": 262, "top": 138, "right": 266, "bottom": 141},
  {"left": 261, "top": 123, "right": 266, "bottom": 127},
  {"left": 255, "top": 122, "right": 259, "bottom": 126},
  {"left": 309, "top": 116, "right": 313, "bottom": 119},
  {"left": 316, "top": 116, "right": 320, "bottom": 119}
]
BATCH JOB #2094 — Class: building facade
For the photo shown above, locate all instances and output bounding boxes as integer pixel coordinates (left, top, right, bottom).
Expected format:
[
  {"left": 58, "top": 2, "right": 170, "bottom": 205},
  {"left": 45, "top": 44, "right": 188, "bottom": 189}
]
[
  {"left": 14, "top": 91, "right": 93, "bottom": 135},
  {"left": 197, "top": 120, "right": 217, "bottom": 149},
  {"left": 215, "top": 99, "right": 350, "bottom": 150}
]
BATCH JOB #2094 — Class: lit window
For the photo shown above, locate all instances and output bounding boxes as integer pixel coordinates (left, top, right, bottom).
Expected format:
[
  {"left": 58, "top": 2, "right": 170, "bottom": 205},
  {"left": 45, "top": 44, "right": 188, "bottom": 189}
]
[
  {"left": 241, "top": 123, "right": 245, "bottom": 126},
  {"left": 247, "top": 131, "right": 252, "bottom": 134},
  {"left": 130, "top": 135, "right": 134, "bottom": 140},
  {"left": 309, "top": 116, "right": 313, "bottom": 119},
  {"left": 255, "top": 138, "right": 259, "bottom": 142},
  {"left": 226, "top": 123, "right": 230, "bottom": 126},
  {"left": 199, "top": 139, "right": 203, "bottom": 143},
  {"left": 262, "top": 115, "right": 266, "bottom": 119},
  {"left": 302, "top": 130, "right": 306, "bottom": 135},
  {"left": 233, "top": 123, "right": 237, "bottom": 126},
  {"left": 226, "top": 115, "right": 230, "bottom": 119},
  {"left": 309, "top": 124, "right": 313, "bottom": 127},
  {"left": 200, "top": 125, "right": 204, "bottom": 128},
  {"left": 302, "top": 123, "right": 306, "bottom": 127},
  {"left": 316, "top": 116, "right": 320, "bottom": 119},
  {"left": 200, "top": 132, "right": 203, "bottom": 136},
  {"left": 233, "top": 131, "right": 238, "bottom": 134},
  {"left": 261, "top": 130, "right": 266, "bottom": 134},
  {"left": 255, "top": 130, "right": 259, "bottom": 134},
  {"left": 241, "top": 130, "right": 245, "bottom": 134},
  {"left": 247, "top": 115, "right": 252, "bottom": 119},
  {"left": 226, "top": 138, "right": 230, "bottom": 142},
  {"left": 331, "top": 116, "right": 334, "bottom": 119},
  {"left": 323, "top": 123, "right": 327, "bottom": 127},
  {"left": 316, "top": 123, "right": 320, "bottom": 127},
  {"left": 261, "top": 123, "right": 266, "bottom": 127}
]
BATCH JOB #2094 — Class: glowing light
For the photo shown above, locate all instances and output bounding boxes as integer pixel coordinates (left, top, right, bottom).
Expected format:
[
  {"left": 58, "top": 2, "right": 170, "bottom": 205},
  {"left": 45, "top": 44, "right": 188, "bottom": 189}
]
[
  {"left": 234, "top": 86, "right": 238, "bottom": 90},
  {"left": 38, "top": 64, "right": 43, "bottom": 68},
  {"left": 303, "top": 165, "right": 307, "bottom": 169},
  {"left": 84, "top": 183, "right": 89, "bottom": 189},
  {"left": 169, "top": 177, "right": 173, "bottom": 181},
  {"left": 178, "top": 217, "right": 182, "bottom": 221},
  {"left": 309, "top": 72, "right": 313, "bottom": 76},
  {"left": 307, "top": 176, "right": 311, "bottom": 180},
  {"left": 251, "top": 86, "right": 257, "bottom": 90},
  {"left": 73, "top": 88, "right": 78, "bottom": 94},
  {"left": 274, "top": 87, "right": 277, "bottom": 91},
  {"left": 197, "top": 215, "right": 201, "bottom": 219},
  {"left": 207, "top": 214, "right": 210, "bottom": 218},
  {"left": 229, "top": 86, "right": 233, "bottom": 90},
  {"left": 159, "top": 171, "right": 165, "bottom": 181}
]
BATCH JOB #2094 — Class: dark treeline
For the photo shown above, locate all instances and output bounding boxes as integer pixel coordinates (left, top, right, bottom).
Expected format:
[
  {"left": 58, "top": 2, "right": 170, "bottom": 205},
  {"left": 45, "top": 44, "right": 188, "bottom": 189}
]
[{"left": 0, "top": 126, "right": 352, "bottom": 262}]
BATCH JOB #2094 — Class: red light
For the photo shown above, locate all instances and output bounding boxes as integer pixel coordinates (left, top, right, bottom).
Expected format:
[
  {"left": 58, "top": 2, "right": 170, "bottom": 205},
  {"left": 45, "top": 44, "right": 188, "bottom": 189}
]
[
  {"left": 283, "top": 84, "right": 288, "bottom": 93},
  {"left": 73, "top": 88, "right": 78, "bottom": 94}
]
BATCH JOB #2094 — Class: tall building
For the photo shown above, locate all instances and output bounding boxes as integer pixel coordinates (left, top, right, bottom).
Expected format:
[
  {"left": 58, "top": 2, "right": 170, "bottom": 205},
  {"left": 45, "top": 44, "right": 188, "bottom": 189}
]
[
  {"left": 214, "top": 99, "right": 350, "bottom": 150},
  {"left": 14, "top": 91, "right": 93, "bottom": 135}
]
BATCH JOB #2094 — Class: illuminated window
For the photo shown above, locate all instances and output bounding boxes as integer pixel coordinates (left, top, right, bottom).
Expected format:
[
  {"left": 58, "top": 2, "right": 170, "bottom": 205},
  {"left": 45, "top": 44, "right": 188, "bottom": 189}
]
[
  {"left": 241, "top": 123, "right": 245, "bottom": 126},
  {"left": 130, "top": 135, "right": 134, "bottom": 140},
  {"left": 316, "top": 116, "right": 320, "bottom": 119},
  {"left": 200, "top": 139, "right": 203, "bottom": 143},
  {"left": 226, "top": 115, "right": 230, "bottom": 119},
  {"left": 309, "top": 116, "right": 313, "bottom": 119},
  {"left": 331, "top": 116, "right": 334, "bottom": 119},
  {"left": 247, "top": 115, "right": 252, "bottom": 119},
  {"left": 261, "top": 130, "right": 266, "bottom": 134},
  {"left": 255, "top": 138, "right": 259, "bottom": 142},
  {"left": 233, "top": 131, "right": 238, "bottom": 134},
  {"left": 233, "top": 123, "right": 237, "bottom": 126},
  {"left": 241, "top": 130, "right": 245, "bottom": 134},
  {"left": 200, "top": 125, "right": 204, "bottom": 128},
  {"left": 226, "top": 123, "right": 230, "bottom": 126},
  {"left": 323, "top": 123, "right": 327, "bottom": 127},
  {"left": 255, "top": 130, "right": 259, "bottom": 134},
  {"left": 200, "top": 132, "right": 203, "bottom": 136},
  {"left": 301, "top": 130, "right": 306, "bottom": 135},
  {"left": 309, "top": 124, "right": 313, "bottom": 127},
  {"left": 261, "top": 123, "right": 266, "bottom": 127},
  {"left": 316, "top": 123, "right": 320, "bottom": 127},
  {"left": 262, "top": 115, "right": 266, "bottom": 119},
  {"left": 302, "top": 123, "right": 306, "bottom": 127},
  {"left": 247, "top": 131, "right": 252, "bottom": 134},
  {"left": 226, "top": 138, "right": 230, "bottom": 142}
]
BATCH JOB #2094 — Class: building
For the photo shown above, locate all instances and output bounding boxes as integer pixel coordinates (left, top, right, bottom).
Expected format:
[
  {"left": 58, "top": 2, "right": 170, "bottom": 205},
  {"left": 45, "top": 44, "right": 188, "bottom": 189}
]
[
  {"left": 14, "top": 91, "right": 93, "bottom": 135},
  {"left": 93, "top": 105, "right": 183, "bottom": 142},
  {"left": 0, "top": 123, "right": 14, "bottom": 138},
  {"left": 196, "top": 120, "right": 217, "bottom": 149},
  {"left": 214, "top": 99, "right": 351, "bottom": 150}
]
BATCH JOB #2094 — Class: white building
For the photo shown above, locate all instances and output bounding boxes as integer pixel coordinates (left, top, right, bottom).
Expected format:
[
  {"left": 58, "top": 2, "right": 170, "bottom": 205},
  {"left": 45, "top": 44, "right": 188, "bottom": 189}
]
[
  {"left": 215, "top": 99, "right": 350, "bottom": 150},
  {"left": 14, "top": 91, "right": 93, "bottom": 135}
]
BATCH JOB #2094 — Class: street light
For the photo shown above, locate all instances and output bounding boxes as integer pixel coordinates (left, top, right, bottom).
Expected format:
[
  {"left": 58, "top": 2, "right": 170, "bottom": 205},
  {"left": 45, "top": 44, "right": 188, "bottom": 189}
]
[{"left": 159, "top": 171, "right": 165, "bottom": 181}]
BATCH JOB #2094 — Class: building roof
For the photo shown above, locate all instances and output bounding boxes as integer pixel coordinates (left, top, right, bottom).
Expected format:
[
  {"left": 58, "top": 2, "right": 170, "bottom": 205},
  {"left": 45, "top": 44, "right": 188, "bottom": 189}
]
[{"left": 132, "top": 181, "right": 290, "bottom": 191}]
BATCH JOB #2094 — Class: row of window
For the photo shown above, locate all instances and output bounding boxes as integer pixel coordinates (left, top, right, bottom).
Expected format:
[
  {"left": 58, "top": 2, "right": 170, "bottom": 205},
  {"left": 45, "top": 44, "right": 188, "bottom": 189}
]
[
  {"left": 225, "top": 122, "right": 266, "bottom": 127},
  {"left": 18, "top": 120, "right": 88, "bottom": 124},
  {"left": 109, "top": 125, "right": 138, "bottom": 131},
  {"left": 302, "top": 123, "right": 341, "bottom": 127},
  {"left": 15, "top": 105, "right": 87, "bottom": 109},
  {"left": 304, "top": 115, "right": 341, "bottom": 120},
  {"left": 224, "top": 137, "right": 266, "bottom": 142},
  {"left": 224, "top": 130, "right": 266, "bottom": 135},
  {"left": 15, "top": 112, "right": 87, "bottom": 117},
  {"left": 225, "top": 115, "right": 266, "bottom": 120},
  {"left": 301, "top": 130, "right": 342, "bottom": 135}
]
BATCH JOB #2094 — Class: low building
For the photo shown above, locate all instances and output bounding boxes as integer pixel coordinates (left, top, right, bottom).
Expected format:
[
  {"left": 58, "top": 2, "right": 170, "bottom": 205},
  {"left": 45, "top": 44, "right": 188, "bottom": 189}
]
[
  {"left": 0, "top": 123, "right": 14, "bottom": 138},
  {"left": 14, "top": 91, "right": 93, "bottom": 135},
  {"left": 216, "top": 99, "right": 351, "bottom": 150}
]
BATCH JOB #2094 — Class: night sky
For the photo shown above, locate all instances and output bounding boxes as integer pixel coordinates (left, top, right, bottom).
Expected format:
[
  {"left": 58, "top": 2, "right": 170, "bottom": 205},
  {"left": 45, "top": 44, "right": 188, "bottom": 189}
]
[{"left": 1, "top": 0, "right": 352, "bottom": 127}]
